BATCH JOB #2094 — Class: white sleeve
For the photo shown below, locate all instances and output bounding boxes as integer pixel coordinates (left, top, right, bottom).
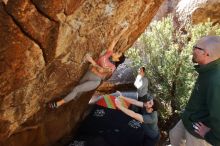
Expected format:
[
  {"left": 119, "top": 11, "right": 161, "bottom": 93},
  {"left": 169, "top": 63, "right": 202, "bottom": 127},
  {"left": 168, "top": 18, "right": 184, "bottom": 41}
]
[{"left": 134, "top": 74, "right": 143, "bottom": 89}]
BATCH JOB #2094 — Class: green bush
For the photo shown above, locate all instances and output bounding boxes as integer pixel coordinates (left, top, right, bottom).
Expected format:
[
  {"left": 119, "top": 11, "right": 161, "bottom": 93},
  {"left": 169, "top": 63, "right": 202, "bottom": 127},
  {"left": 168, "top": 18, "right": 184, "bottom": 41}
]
[{"left": 126, "top": 16, "right": 220, "bottom": 118}]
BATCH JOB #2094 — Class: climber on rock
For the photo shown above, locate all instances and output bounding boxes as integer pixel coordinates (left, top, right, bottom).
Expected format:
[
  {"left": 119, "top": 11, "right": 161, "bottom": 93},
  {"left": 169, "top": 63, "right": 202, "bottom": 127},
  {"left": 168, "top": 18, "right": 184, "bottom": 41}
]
[{"left": 49, "top": 26, "right": 128, "bottom": 109}]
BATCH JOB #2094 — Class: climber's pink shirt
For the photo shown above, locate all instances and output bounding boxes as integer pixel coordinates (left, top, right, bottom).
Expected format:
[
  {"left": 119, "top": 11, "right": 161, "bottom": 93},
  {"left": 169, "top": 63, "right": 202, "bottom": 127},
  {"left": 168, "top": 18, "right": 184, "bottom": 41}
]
[{"left": 91, "top": 50, "right": 116, "bottom": 79}]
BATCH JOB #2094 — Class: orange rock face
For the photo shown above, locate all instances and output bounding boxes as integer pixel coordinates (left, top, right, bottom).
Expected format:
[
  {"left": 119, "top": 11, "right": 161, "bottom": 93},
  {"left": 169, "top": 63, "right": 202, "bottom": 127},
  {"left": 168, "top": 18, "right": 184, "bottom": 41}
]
[
  {"left": 0, "top": 0, "right": 164, "bottom": 145},
  {"left": 176, "top": 0, "right": 220, "bottom": 24}
]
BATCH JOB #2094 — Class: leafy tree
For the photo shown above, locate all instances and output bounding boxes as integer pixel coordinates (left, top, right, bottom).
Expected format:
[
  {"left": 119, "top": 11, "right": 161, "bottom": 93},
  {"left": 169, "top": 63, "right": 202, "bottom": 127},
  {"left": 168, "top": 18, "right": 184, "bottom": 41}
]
[{"left": 126, "top": 16, "right": 220, "bottom": 119}]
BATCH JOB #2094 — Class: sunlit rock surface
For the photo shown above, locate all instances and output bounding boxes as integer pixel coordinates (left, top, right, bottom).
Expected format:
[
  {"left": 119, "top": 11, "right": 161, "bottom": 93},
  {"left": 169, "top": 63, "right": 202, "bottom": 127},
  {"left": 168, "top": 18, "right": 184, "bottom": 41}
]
[
  {"left": 176, "top": 0, "right": 220, "bottom": 24},
  {"left": 0, "top": 0, "right": 164, "bottom": 146}
]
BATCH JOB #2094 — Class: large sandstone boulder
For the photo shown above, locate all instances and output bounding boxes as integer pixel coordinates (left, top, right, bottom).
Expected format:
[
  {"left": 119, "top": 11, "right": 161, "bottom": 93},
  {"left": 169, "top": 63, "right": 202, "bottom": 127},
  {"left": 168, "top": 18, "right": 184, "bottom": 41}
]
[
  {"left": 0, "top": 0, "right": 164, "bottom": 146},
  {"left": 176, "top": 0, "right": 220, "bottom": 24}
]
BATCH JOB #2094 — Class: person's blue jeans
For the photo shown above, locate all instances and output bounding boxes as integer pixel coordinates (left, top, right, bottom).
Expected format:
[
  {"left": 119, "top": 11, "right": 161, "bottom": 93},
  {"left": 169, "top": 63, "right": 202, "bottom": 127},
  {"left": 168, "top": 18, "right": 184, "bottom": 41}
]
[{"left": 143, "top": 134, "right": 160, "bottom": 146}]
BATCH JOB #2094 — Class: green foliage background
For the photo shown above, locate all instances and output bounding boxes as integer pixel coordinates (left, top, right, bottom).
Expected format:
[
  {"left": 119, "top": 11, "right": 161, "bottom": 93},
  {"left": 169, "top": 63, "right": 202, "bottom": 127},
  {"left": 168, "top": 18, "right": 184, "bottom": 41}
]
[{"left": 126, "top": 16, "right": 220, "bottom": 118}]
